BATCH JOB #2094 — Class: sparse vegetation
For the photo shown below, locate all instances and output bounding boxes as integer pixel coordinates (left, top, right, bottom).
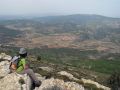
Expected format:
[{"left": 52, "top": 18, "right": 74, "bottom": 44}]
[
  {"left": 27, "top": 48, "right": 120, "bottom": 74},
  {"left": 37, "top": 56, "right": 42, "bottom": 61},
  {"left": 0, "top": 15, "right": 120, "bottom": 89},
  {"left": 108, "top": 72, "right": 120, "bottom": 90}
]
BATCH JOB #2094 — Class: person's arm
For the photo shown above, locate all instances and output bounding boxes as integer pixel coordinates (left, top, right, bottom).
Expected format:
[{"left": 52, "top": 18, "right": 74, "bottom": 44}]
[{"left": 22, "top": 59, "right": 29, "bottom": 69}]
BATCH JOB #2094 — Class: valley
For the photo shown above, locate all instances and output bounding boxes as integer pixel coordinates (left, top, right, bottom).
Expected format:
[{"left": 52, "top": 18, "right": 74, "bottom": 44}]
[{"left": 0, "top": 14, "right": 120, "bottom": 89}]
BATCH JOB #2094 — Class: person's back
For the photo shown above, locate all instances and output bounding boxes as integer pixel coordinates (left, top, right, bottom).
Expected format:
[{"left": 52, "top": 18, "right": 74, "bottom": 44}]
[{"left": 16, "top": 58, "right": 26, "bottom": 72}]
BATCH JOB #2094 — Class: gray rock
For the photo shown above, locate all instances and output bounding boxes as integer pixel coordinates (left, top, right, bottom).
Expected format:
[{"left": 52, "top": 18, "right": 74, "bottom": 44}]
[
  {"left": 81, "top": 78, "right": 111, "bottom": 90},
  {"left": 39, "top": 67, "right": 53, "bottom": 72},
  {"left": 0, "top": 73, "right": 32, "bottom": 90},
  {"left": 0, "top": 61, "right": 10, "bottom": 77},
  {"left": 0, "top": 53, "right": 12, "bottom": 61},
  {"left": 58, "top": 71, "right": 79, "bottom": 81},
  {"left": 38, "top": 78, "right": 84, "bottom": 90}
]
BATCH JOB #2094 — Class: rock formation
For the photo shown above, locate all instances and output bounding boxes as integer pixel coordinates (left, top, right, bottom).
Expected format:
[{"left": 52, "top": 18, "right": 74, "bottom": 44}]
[
  {"left": 0, "top": 53, "right": 12, "bottom": 61},
  {"left": 0, "top": 61, "right": 10, "bottom": 77},
  {"left": 58, "top": 71, "right": 79, "bottom": 81},
  {"left": 0, "top": 73, "right": 32, "bottom": 90},
  {"left": 58, "top": 71, "right": 111, "bottom": 90},
  {"left": 38, "top": 78, "right": 84, "bottom": 90},
  {"left": 39, "top": 67, "right": 53, "bottom": 72},
  {"left": 0, "top": 53, "right": 111, "bottom": 90},
  {"left": 81, "top": 78, "right": 111, "bottom": 90}
]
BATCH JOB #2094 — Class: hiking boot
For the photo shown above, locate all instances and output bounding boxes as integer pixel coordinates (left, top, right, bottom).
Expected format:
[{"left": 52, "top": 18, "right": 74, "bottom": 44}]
[{"left": 34, "top": 81, "right": 41, "bottom": 87}]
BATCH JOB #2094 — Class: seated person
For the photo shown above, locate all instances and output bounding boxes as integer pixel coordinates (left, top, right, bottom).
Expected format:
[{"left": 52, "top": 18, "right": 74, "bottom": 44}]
[{"left": 10, "top": 48, "right": 41, "bottom": 87}]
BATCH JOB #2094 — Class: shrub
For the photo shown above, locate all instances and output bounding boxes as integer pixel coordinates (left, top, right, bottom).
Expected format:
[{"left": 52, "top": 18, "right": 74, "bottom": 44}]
[
  {"left": 108, "top": 72, "right": 120, "bottom": 90},
  {"left": 37, "top": 56, "right": 41, "bottom": 61}
]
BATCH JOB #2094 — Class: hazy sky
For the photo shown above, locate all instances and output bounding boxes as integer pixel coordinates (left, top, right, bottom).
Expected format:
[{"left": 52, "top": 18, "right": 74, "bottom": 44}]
[{"left": 0, "top": 0, "right": 120, "bottom": 17}]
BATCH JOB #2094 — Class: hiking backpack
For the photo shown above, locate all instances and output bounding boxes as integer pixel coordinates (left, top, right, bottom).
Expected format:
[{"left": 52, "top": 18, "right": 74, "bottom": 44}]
[{"left": 9, "top": 56, "right": 20, "bottom": 70}]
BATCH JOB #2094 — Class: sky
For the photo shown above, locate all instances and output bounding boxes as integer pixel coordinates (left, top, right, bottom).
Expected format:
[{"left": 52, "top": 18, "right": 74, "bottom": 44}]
[{"left": 0, "top": 0, "right": 120, "bottom": 18}]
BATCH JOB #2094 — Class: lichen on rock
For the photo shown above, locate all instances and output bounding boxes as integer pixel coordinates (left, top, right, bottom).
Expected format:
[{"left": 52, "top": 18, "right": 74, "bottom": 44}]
[
  {"left": 0, "top": 61, "right": 10, "bottom": 77},
  {"left": 0, "top": 73, "right": 32, "bottom": 90},
  {"left": 38, "top": 78, "right": 84, "bottom": 90}
]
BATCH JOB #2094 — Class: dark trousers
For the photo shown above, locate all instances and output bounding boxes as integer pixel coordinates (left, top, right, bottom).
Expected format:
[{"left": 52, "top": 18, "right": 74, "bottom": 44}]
[{"left": 20, "top": 68, "right": 39, "bottom": 84}]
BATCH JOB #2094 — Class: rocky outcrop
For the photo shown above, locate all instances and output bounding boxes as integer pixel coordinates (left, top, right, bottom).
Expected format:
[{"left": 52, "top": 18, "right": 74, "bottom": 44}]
[
  {"left": 0, "top": 53, "right": 111, "bottom": 90},
  {"left": 39, "top": 67, "right": 53, "bottom": 72},
  {"left": 58, "top": 71, "right": 79, "bottom": 81},
  {"left": 38, "top": 78, "right": 84, "bottom": 90},
  {"left": 0, "top": 73, "right": 32, "bottom": 90},
  {"left": 0, "top": 61, "right": 10, "bottom": 77},
  {"left": 0, "top": 72, "right": 84, "bottom": 90},
  {"left": 81, "top": 78, "right": 111, "bottom": 90},
  {"left": 0, "top": 53, "right": 12, "bottom": 61},
  {"left": 35, "top": 73, "right": 45, "bottom": 82},
  {"left": 58, "top": 71, "right": 111, "bottom": 90}
]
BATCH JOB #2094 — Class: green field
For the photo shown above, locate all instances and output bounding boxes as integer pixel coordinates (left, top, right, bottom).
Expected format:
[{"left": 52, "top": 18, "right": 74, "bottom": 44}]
[
  {"left": 1, "top": 46, "right": 120, "bottom": 75},
  {"left": 28, "top": 48, "right": 120, "bottom": 74},
  {"left": 68, "top": 59, "right": 120, "bottom": 74}
]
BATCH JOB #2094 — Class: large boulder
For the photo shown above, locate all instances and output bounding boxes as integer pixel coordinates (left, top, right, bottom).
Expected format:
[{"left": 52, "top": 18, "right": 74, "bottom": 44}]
[
  {"left": 39, "top": 67, "right": 53, "bottom": 72},
  {"left": 0, "top": 53, "right": 12, "bottom": 61},
  {"left": 0, "top": 73, "right": 32, "bottom": 90},
  {"left": 0, "top": 54, "right": 111, "bottom": 90},
  {"left": 38, "top": 78, "right": 84, "bottom": 90},
  {"left": 35, "top": 73, "right": 46, "bottom": 81},
  {"left": 0, "top": 61, "right": 10, "bottom": 77},
  {"left": 81, "top": 78, "right": 111, "bottom": 90},
  {"left": 58, "top": 71, "right": 79, "bottom": 81}
]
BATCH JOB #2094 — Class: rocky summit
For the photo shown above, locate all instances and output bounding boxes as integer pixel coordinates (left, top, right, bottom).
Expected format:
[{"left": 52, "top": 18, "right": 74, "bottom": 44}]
[{"left": 0, "top": 53, "right": 111, "bottom": 90}]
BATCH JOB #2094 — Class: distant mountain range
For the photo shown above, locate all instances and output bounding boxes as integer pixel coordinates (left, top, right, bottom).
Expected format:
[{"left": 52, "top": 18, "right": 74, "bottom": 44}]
[
  {"left": 0, "top": 14, "right": 120, "bottom": 90},
  {"left": 0, "top": 14, "right": 120, "bottom": 20},
  {"left": 34, "top": 14, "right": 120, "bottom": 22},
  {"left": 0, "top": 14, "right": 120, "bottom": 53}
]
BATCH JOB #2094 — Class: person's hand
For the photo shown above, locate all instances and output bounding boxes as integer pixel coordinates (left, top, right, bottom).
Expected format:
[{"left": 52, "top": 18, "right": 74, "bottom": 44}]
[{"left": 25, "top": 64, "right": 29, "bottom": 69}]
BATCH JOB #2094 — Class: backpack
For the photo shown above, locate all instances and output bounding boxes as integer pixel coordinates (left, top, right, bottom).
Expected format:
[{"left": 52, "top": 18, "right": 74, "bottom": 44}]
[{"left": 9, "top": 56, "right": 20, "bottom": 70}]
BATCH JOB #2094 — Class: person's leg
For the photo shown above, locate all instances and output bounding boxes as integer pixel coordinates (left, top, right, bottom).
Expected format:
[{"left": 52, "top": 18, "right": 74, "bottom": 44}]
[{"left": 23, "top": 69, "right": 41, "bottom": 87}]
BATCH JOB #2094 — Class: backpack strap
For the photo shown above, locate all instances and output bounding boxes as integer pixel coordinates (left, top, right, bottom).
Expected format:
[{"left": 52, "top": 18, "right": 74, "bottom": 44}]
[{"left": 16, "top": 57, "right": 22, "bottom": 68}]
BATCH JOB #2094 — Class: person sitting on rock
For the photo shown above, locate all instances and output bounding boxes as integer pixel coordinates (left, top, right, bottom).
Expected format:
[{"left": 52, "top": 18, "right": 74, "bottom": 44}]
[{"left": 10, "top": 48, "right": 41, "bottom": 87}]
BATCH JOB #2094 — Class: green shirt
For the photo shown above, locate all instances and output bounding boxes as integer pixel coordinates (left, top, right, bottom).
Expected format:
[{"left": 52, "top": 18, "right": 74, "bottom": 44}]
[{"left": 16, "top": 58, "right": 26, "bottom": 72}]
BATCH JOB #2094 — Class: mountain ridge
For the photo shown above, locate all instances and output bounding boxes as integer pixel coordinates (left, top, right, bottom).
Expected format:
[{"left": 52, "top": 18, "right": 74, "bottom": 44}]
[{"left": 0, "top": 14, "right": 120, "bottom": 20}]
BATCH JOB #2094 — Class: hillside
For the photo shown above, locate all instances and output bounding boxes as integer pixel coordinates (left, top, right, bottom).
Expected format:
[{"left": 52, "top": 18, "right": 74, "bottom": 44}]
[
  {"left": 0, "top": 14, "right": 120, "bottom": 75},
  {"left": 0, "top": 14, "right": 120, "bottom": 59},
  {"left": 0, "top": 46, "right": 120, "bottom": 89},
  {"left": 0, "top": 53, "right": 112, "bottom": 90},
  {"left": 0, "top": 15, "right": 120, "bottom": 87},
  {"left": 0, "top": 14, "right": 120, "bottom": 47}
]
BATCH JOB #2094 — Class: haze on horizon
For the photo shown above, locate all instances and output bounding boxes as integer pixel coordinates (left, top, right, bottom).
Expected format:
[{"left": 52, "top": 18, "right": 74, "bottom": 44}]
[{"left": 0, "top": 0, "right": 120, "bottom": 18}]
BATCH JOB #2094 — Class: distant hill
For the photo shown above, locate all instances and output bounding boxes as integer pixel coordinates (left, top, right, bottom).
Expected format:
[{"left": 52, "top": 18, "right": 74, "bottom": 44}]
[
  {"left": 0, "top": 15, "right": 120, "bottom": 89},
  {"left": 0, "top": 14, "right": 120, "bottom": 53},
  {"left": 35, "top": 14, "right": 120, "bottom": 24},
  {"left": 0, "top": 25, "right": 22, "bottom": 43}
]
